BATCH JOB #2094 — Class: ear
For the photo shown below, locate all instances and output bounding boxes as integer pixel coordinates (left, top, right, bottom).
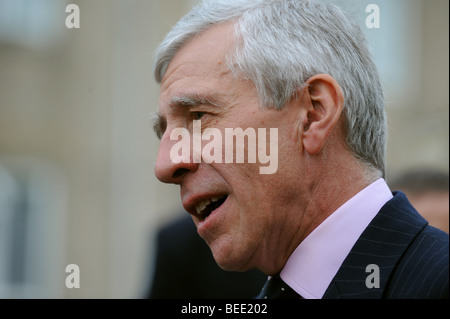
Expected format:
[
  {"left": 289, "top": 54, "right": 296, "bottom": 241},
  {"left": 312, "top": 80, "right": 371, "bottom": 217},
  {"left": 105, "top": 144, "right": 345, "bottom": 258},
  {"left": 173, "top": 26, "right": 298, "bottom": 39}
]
[{"left": 301, "top": 74, "right": 344, "bottom": 155}]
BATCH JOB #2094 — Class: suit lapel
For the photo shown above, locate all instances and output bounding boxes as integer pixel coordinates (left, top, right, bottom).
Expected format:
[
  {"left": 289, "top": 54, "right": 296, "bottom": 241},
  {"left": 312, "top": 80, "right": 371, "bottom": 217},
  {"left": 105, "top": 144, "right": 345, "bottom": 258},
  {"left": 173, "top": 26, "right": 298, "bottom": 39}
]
[{"left": 323, "top": 192, "right": 428, "bottom": 299}]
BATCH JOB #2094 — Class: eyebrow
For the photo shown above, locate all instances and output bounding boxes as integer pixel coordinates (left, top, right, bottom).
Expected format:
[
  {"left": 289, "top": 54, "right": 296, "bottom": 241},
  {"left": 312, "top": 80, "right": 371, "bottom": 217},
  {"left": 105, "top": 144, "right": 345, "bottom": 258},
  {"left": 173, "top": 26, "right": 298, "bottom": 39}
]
[
  {"left": 152, "top": 93, "right": 223, "bottom": 140},
  {"left": 169, "top": 93, "right": 223, "bottom": 109}
]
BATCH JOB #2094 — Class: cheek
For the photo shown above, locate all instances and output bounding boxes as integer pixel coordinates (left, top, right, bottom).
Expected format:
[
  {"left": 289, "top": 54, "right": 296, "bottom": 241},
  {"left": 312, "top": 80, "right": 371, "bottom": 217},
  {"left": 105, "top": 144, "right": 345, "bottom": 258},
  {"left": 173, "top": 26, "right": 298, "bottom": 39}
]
[{"left": 277, "top": 127, "right": 304, "bottom": 178}]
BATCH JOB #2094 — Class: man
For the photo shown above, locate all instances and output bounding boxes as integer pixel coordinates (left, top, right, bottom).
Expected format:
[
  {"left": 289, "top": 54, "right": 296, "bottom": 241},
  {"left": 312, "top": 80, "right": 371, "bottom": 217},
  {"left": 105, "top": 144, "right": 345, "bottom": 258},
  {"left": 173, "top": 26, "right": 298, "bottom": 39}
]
[{"left": 152, "top": 0, "right": 448, "bottom": 299}]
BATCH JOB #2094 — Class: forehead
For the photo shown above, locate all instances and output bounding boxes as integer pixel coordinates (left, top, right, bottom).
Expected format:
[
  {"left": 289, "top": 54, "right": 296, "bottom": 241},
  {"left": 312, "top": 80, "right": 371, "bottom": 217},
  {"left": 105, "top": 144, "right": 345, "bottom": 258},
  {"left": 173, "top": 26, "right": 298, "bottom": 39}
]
[{"left": 159, "top": 22, "right": 236, "bottom": 107}]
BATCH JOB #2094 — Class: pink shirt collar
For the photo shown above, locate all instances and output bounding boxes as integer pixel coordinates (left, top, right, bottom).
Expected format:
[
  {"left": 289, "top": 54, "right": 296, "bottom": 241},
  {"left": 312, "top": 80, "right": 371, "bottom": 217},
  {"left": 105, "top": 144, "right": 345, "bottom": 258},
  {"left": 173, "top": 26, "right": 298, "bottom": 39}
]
[{"left": 280, "top": 178, "right": 393, "bottom": 299}]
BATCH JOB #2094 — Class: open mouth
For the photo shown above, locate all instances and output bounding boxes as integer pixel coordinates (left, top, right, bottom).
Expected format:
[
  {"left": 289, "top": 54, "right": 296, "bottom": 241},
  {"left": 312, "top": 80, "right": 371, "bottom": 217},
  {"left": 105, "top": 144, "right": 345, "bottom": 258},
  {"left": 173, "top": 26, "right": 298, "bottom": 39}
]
[{"left": 195, "top": 195, "right": 228, "bottom": 221}]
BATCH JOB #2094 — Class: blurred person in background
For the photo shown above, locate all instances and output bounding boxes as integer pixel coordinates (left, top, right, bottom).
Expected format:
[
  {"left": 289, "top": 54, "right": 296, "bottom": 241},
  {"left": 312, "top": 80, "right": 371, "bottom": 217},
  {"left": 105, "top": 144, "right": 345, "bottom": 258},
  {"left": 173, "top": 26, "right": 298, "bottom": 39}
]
[{"left": 390, "top": 169, "right": 449, "bottom": 234}]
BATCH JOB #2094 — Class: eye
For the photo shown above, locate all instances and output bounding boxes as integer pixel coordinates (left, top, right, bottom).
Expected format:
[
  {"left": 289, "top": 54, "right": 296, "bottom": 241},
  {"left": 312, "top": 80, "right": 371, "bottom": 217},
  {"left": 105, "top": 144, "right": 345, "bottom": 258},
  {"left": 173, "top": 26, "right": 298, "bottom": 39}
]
[{"left": 191, "top": 111, "right": 206, "bottom": 120}]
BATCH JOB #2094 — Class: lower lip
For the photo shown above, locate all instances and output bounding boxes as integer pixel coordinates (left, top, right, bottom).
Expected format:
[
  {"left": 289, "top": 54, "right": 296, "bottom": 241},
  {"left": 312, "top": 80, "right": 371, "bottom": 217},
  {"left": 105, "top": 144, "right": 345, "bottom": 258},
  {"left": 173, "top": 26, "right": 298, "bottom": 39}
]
[{"left": 197, "top": 196, "right": 229, "bottom": 236}]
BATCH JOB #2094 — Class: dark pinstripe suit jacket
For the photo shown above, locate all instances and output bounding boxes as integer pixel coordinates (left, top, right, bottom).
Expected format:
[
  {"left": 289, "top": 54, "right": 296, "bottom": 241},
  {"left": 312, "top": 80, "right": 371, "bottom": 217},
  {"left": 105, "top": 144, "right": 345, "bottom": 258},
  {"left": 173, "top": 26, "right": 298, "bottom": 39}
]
[{"left": 323, "top": 191, "right": 449, "bottom": 299}]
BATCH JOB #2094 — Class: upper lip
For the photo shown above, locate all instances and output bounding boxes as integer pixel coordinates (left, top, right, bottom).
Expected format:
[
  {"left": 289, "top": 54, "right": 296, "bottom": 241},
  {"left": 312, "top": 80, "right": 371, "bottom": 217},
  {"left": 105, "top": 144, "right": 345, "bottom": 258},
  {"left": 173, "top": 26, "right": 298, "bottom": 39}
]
[{"left": 183, "top": 193, "right": 228, "bottom": 218}]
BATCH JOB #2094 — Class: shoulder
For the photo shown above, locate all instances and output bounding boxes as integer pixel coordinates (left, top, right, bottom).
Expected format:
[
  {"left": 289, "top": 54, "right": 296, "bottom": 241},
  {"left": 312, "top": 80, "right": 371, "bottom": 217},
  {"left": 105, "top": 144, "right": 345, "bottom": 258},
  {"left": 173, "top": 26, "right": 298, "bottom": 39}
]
[
  {"left": 324, "top": 191, "right": 449, "bottom": 299},
  {"left": 386, "top": 225, "right": 449, "bottom": 299}
]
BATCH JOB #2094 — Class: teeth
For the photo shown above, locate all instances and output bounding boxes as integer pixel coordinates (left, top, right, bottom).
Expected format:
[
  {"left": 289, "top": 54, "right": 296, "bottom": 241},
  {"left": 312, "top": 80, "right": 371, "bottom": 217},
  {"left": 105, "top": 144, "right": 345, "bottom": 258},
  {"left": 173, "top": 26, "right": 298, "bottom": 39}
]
[
  {"left": 195, "top": 196, "right": 224, "bottom": 216},
  {"left": 195, "top": 198, "right": 211, "bottom": 215}
]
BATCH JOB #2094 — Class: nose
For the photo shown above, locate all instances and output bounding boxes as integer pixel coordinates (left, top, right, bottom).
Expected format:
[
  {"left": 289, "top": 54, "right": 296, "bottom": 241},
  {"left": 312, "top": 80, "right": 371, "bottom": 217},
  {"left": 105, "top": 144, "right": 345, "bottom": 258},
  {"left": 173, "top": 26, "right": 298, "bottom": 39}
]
[{"left": 155, "top": 130, "right": 199, "bottom": 184}]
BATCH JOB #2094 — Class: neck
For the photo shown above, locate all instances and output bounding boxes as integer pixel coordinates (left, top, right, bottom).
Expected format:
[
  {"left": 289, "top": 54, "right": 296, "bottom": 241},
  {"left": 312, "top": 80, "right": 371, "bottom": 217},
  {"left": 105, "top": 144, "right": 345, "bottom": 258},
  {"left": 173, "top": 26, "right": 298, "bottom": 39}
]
[{"left": 264, "top": 153, "right": 378, "bottom": 275}]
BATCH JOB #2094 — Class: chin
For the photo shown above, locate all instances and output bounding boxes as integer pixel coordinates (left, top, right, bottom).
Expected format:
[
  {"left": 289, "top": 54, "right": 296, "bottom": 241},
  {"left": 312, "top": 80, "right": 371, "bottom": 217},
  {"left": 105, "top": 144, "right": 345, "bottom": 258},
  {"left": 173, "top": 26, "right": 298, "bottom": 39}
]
[
  {"left": 210, "top": 241, "right": 254, "bottom": 273},
  {"left": 215, "top": 258, "right": 251, "bottom": 273}
]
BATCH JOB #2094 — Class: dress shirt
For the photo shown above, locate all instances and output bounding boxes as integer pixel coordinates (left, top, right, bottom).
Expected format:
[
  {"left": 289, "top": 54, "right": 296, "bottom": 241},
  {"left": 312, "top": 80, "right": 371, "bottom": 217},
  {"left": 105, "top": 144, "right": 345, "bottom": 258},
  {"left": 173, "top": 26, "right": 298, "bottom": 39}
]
[{"left": 280, "top": 178, "right": 393, "bottom": 299}]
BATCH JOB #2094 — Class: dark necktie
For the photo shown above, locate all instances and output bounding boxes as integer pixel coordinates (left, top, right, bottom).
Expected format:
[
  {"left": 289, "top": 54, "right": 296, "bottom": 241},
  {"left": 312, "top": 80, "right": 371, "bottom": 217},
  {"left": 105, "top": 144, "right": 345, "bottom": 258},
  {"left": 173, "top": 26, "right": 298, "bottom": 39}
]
[{"left": 257, "top": 275, "right": 303, "bottom": 299}]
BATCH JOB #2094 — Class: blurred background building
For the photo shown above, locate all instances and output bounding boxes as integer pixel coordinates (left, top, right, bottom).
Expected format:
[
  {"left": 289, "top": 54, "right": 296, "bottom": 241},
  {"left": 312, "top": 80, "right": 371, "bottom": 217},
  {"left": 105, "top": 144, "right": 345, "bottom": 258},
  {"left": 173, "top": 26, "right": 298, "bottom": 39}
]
[{"left": 0, "top": 0, "right": 448, "bottom": 298}]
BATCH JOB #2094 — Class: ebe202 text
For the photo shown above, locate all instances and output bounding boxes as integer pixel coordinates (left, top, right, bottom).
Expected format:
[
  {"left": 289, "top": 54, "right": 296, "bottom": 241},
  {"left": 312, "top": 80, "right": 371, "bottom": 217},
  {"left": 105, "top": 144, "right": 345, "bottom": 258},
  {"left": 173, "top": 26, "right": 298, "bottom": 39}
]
[{"left": 181, "top": 302, "right": 268, "bottom": 316}]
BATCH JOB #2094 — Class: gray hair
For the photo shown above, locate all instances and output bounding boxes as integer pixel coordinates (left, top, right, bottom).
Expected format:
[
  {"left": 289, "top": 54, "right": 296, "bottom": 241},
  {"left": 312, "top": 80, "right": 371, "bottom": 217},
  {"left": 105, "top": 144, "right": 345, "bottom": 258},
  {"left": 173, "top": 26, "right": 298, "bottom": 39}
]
[{"left": 154, "top": 0, "right": 387, "bottom": 176}]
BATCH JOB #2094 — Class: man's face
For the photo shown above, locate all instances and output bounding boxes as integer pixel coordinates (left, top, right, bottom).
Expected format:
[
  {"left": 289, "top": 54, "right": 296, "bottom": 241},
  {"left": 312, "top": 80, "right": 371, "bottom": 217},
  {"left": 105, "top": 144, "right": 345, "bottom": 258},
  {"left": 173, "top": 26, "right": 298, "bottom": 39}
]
[{"left": 155, "top": 23, "right": 307, "bottom": 273}]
